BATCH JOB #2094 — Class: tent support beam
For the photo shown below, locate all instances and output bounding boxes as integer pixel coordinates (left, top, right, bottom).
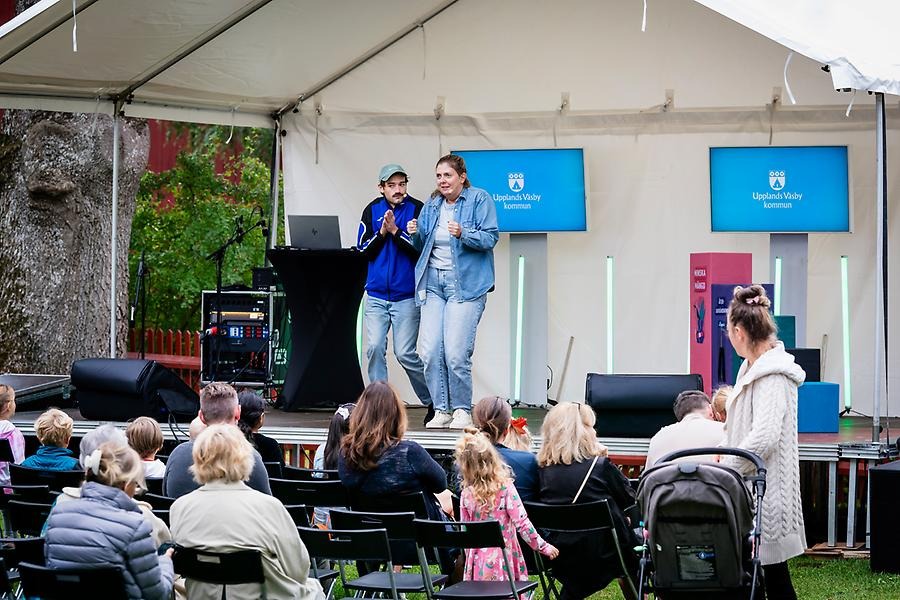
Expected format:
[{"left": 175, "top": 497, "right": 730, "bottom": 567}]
[
  {"left": 0, "top": 0, "right": 103, "bottom": 66},
  {"left": 874, "top": 92, "right": 888, "bottom": 441},
  {"left": 267, "top": 117, "right": 281, "bottom": 255},
  {"left": 109, "top": 98, "right": 123, "bottom": 358},
  {"left": 276, "top": 0, "right": 459, "bottom": 116}
]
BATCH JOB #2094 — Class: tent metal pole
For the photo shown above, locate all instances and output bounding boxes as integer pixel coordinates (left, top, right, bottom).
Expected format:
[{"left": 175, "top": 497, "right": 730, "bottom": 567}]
[
  {"left": 267, "top": 117, "right": 281, "bottom": 256},
  {"left": 873, "top": 92, "right": 886, "bottom": 442},
  {"left": 109, "top": 102, "right": 122, "bottom": 358}
]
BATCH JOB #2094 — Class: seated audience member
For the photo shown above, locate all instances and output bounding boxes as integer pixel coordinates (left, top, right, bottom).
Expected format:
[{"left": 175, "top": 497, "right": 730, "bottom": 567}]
[
  {"left": 644, "top": 390, "right": 725, "bottom": 468},
  {"left": 504, "top": 416, "right": 533, "bottom": 451},
  {"left": 538, "top": 402, "right": 638, "bottom": 600},
  {"left": 53, "top": 424, "right": 171, "bottom": 547},
  {"left": 164, "top": 382, "right": 271, "bottom": 498},
  {"left": 0, "top": 384, "right": 25, "bottom": 486},
  {"left": 126, "top": 416, "right": 167, "bottom": 479},
  {"left": 312, "top": 403, "right": 355, "bottom": 526},
  {"left": 471, "top": 396, "right": 539, "bottom": 501},
  {"left": 711, "top": 385, "right": 731, "bottom": 423},
  {"left": 171, "top": 425, "right": 325, "bottom": 600},
  {"left": 44, "top": 442, "right": 175, "bottom": 600},
  {"left": 339, "top": 381, "right": 450, "bottom": 521},
  {"left": 22, "top": 408, "right": 79, "bottom": 470},
  {"left": 238, "top": 390, "right": 285, "bottom": 466},
  {"left": 189, "top": 416, "right": 207, "bottom": 439}
]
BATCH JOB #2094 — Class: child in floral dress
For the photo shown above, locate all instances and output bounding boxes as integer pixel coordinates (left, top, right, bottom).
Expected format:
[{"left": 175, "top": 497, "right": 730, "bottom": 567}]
[{"left": 456, "top": 429, "right": 559, "bottom": 584}]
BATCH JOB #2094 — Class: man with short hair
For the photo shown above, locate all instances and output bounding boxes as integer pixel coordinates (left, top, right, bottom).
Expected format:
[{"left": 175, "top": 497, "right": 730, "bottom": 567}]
[
  {"left": 163, "top": 382, "right": 272, "bottom": 498},
  {"left": 644, "top": 390, "right": 725, "bottom": 468},
  {"left": 357, "top": 164, "right": 432, "bottom": 422}
]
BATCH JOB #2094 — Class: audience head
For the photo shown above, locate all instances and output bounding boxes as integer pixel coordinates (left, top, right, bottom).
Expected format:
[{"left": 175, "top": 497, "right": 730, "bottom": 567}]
[
  {"left": 190, "top": 424, "right": 254, "bottom": 485},
  {"left": 126, "top": 416, "right": 164, "bottom": 460},
  {"left": 455, "top": 428, "right": 510, "bottom": 508},
  {"left": 673, "top": 390, "right": 712, "bottom": 421},
  {"left": 727, "top": 285, "right": 777, "bottom": 356},
  {"left": 237, "top": 390, "right": 267, "bottom": 441},
  {"left": 199, "top": 382, "right": 240, "bottom": 425},
  {"left": 711, "top": 385, "right": 731, "bottom": 422},
  {"left": 342, "top": 381, "right": 406, "bottom": 471},
  {"left": 502, "top": 416, "right": 533, "bottom": 451},
  {"left": 538, "top": 402, "right": 608, "bottom": 467},
  {"left": 35, "top": 408, "right": 73, "bottom": 448},
  {"left": 79, "top": 424, "right": 128, "bottom": 467},
  {"left": 189, "top": 416, "right": 207, "bottom": 439},
  {"left": 0, "top": 384, "right": 16, "bottom": 420},
  {"left": 472, "top": 396, "right": 512, "bottom": 444},
  {"left": 323, "top": 403, "right": 355, "bottom": 470},
  {"left": 83, "top": 441, "right": 145, "bottom": 497}
]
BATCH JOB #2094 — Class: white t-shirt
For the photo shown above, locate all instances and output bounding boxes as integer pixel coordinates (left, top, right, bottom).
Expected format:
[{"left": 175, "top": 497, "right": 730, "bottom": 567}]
[
  {"left": 143, "top": 458, "right": 166, "bottom": 479},
  {"left": 428, "top": 201, "right": 455, "bottom": 270}
]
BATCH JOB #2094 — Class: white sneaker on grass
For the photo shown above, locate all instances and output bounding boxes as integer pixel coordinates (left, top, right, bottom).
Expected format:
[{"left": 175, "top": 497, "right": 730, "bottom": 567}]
[
  {"left": 448, "top": 409, "right": 472, "bottom": 429},
  {"left": 425, "top": 410, "right": 453, "bottom": 429}
]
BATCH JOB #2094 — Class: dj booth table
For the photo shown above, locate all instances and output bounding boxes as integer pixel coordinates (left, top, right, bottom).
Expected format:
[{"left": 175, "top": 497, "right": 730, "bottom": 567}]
[{"left": 267, "top": 247, "right": 367, "bottom": 410}]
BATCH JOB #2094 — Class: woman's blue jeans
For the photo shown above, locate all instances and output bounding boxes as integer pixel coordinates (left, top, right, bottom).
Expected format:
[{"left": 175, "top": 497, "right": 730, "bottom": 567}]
[{"left": 419, "top": 267, "right": 486, "bottom": 413}]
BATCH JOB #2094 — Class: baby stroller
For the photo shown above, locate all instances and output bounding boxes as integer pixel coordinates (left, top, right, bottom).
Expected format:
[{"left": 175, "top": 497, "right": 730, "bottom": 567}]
[{"left": 636, "top": 447, "right": 766, "bottom": 599}]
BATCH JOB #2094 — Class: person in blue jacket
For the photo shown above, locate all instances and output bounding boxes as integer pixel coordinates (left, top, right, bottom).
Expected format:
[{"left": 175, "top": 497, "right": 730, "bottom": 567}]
[
  {"left": 357, "top": 164, "right": 432, "bottom": 418},
  {"left": 407, "top": 154, "right": 499, "bottom": 429}
]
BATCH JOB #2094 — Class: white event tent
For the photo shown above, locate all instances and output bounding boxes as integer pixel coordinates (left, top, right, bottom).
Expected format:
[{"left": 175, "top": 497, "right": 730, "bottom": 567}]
[{"left": 1, "top": 0, "right": 899, "bottom": 430}]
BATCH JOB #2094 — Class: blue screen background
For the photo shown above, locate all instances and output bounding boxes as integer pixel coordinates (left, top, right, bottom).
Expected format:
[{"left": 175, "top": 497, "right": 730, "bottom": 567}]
[
  {"left": 454, "top": 148, "right": 587, "bottom": 232},
  {"left": 710, "top": 146, "right": 849, "bottom": 232}
]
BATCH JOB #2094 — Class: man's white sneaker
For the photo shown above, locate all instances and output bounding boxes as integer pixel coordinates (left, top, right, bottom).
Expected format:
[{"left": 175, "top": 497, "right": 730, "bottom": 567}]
[
  {"left": 448, "top": 409, "right": 472, "bottom": 429},
  {"left": 426, "top": 411, "right": 453, "bottom": 429}
]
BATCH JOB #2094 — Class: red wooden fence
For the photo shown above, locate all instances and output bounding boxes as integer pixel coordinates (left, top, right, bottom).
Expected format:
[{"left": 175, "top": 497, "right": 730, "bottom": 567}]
[{"left": 127, "top": 328, "right": 202, "bottom": 392}]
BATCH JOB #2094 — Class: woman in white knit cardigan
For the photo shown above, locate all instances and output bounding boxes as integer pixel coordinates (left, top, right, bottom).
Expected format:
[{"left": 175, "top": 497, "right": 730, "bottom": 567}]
[{"left": 722, "top": 285, "right": 806, "bottom": 600}]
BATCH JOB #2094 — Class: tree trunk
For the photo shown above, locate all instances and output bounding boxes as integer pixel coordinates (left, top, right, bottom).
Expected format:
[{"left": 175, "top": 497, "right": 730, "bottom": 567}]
[{"left": 0, "top": 109, "right": 150, "bottom": 373}]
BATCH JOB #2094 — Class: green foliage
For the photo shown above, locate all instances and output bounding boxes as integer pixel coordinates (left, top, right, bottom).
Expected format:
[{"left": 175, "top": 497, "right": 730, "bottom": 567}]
[{"left": 128, "top": 126, "right": 281, "bottom": 331}]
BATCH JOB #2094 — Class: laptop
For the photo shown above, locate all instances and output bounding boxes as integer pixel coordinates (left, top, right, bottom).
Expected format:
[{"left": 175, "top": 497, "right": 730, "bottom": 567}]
[{"left": 287, "top": 215, "right": 342, "bottom": 250}]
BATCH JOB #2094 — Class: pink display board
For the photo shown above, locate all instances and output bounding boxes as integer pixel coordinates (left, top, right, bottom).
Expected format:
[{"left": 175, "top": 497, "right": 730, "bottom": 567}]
[{"left": 689, "top": 253, "right": 752, "bottom": 395}]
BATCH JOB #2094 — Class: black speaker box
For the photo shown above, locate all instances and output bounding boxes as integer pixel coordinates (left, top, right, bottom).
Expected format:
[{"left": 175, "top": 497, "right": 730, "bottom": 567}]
[
  {"left": 585, "top": 373, "right": 703, "bottom": 438},
  {"left": 71, "top": 358, "right": 199, "bottom": 422},
  {"left": 870, "top": 460, "right": 900, "bottom": 573},
  {"left": 786, "top": 348, "right": 821, "bottom": 382}
]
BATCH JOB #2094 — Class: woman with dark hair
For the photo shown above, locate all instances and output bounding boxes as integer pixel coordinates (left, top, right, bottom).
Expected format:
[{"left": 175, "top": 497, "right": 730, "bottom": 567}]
[
  {"left": 471, "top": 396, "right": 538, "bottom": 501},
  {"left": 723, "top": 285, "right": 806, "bottom": 600},
  {"left": 407, "top": 154, "right": 499, "bottom": 430},
  {"left": 237, "top": 390, "right": 284, "bottom": 466},
  {"left": 338, "top": 381, "right": 449, "bottom": 521}
]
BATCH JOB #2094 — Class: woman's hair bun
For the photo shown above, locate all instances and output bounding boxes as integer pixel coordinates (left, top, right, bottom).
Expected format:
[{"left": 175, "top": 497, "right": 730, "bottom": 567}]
[{"left": 733, "top": 284, "right": 771, "bottom": 309}]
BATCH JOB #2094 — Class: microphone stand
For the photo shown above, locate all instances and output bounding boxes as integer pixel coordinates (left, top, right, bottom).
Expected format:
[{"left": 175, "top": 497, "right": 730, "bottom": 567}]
[
  {"left": 205, "top": 216, "right": 266, "bottom": 383},
  {"left": 130, "top": 250, "right": 148, "bottom": 360}
]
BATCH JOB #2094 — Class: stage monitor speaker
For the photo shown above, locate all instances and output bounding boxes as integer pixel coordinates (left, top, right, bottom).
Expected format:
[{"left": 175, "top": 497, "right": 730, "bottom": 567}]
[
  {"left": 786, "top": 348, "right": 821, "bottom": 382},
  {"left": 870, "top": 460, "right": 900, "bottom": 573},
  {"left": 71, "top": 358, "right": 199, "bottom": 422},
  {"left": 585, "top": 373, "right": 703, "bottom": 438}
]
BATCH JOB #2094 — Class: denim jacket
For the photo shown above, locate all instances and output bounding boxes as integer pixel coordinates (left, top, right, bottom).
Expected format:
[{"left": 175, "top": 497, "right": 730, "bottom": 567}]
[{"left": 411, "top": 186, "right": 499, "bottom": 305}]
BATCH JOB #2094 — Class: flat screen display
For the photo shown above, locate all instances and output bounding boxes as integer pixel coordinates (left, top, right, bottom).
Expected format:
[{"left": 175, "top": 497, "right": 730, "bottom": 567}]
[
  {"left": 453, "top": 148, "right": 587, "bottom": 232},
  {"left": 710, "top": 146, "right": 850, "bottom": 232}
]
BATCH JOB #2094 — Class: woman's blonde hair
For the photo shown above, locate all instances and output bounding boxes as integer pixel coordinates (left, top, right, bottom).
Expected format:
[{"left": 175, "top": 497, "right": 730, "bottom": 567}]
[
  {"left": 455, "top": 428, "right": 510, "bottom": 509},
  {"left": 190, "top": 424, "right": 254, "bottom": 484},
  {"left": 126, "top": 416, "right": 164, "bottom": 459},
  {"left": 537, "top": 402, "right": 607, "bottom": 467},
  {"left": 34, "top": 408, "right": 73, "bottom": 447},
  {"left": 711, "top": 385, "right": 731, "bottom": 422},
  {"left": 84, "top": 441, "right": 146, "bottom": 491},
  {"left": 0, "top": 385, "right": 15, "bottom": 420}
]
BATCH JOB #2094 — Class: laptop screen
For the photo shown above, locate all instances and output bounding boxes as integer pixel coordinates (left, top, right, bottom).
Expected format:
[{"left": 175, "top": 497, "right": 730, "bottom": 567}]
[{"left": 287, "top": 215, "right": 342, "bottom": 250}]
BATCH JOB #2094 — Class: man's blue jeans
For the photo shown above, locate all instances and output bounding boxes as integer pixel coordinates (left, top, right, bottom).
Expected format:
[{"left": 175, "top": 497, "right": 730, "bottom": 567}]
[
  {"left": 419, "top": 267, "right": 486, "bottom": 413},
  {"left": 364, "top": 295, "right": 431, "bottom": 405}
]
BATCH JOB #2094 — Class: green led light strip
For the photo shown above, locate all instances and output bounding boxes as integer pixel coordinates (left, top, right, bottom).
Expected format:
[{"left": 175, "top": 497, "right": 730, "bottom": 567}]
[
  {"left": 774, "top": 256, "right": 782, "bottom": 316},
  {"left": 607, "top": 256, "right": 614, "bottom": 374},
  {"left": 841, "top": 256, "right": 852, "bottom": 409},
  {"left": 514, "top": 255, "right": 525, "bottom": 402}
]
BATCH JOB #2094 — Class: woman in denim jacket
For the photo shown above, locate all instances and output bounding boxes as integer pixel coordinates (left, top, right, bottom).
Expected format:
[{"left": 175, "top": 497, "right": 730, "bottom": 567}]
[{"left": 408, "top": 154, "right": 498, "bottom": 429}]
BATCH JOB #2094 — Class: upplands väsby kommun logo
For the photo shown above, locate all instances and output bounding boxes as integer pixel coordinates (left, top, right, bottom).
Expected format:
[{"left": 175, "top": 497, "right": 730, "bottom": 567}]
[
  {"left": 508, "top": 172, "right": 524, "bottom": 192},
  {"left": 769, "top": 170, "right": 785, "bottom": 191}
]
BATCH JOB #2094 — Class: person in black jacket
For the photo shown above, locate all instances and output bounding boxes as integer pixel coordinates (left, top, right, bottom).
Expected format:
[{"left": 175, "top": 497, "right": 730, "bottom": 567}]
[
  {"left": 357, "top": 164, "right": 431, "bottom": 420},
  {"left": 237, "top": 390, "right": 285, "bottom": 466}
]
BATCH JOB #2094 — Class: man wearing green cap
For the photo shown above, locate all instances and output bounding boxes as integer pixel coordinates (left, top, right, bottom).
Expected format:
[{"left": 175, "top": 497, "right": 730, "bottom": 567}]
[{"left": 357, "top": 164, "right": 432, "bottom": 420}]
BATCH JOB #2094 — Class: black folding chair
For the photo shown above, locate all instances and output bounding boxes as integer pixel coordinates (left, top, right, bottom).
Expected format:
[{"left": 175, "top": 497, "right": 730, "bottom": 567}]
[
  {"left": 280, "top": 466, "right": 340, "bottom": 481},
  {"left": 330, "top": 509, "right": 448, "bottom": 594},
  {"left": 6, "top": 501, "right": 52, "bottom": 537},
  {"left": 0, "top": 440, "right": 14, "bottom": 463},
  {"left": 413, "top": 519, "right": 538, "bottom": 600},
  {"left": 351, "top": 491, "right": 431, "bottom": 518},
  {"left": 283, "top": 504, "right": 311, "bottom": 528},
  {"left": 268, "top": 478, "right": 348, "bottom": 508},
  {"left": 152, "top": 509, "right": 170, "bottom": 527},
  {"left": 298, "top": 527, "right": 397, "bottom": 600},
  {"left": 262, "top": 462, "right": 283, "bottom": 479},
  {"left": 142, "top": 493, "right": 176, "bottom": 510},
  {"left": 0, "top": 536, "right": 45, "bottom": 568},
  {"left": 18, "top": 562, "right": 128, "bottom": 599},
  {"left": 9, "top": 465, "right": 83, "bottom": 492},
  {"left": 173, "top": 545, "right": 265, "bottom": 600},
  {"left": 143, "top": 477, "right": 164, "bottom": 495},
  {"left": 523, "top": 500, "right": 638, "bottom": 600}
]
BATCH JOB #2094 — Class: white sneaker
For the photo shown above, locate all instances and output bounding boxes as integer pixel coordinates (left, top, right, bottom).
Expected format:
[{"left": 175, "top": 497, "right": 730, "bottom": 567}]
[
  {"left": 426, "top": 411, "right": 453, "bottom": 429},
  {"left": 448, "top": 409, "right": 472, "bottom": 429}
]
